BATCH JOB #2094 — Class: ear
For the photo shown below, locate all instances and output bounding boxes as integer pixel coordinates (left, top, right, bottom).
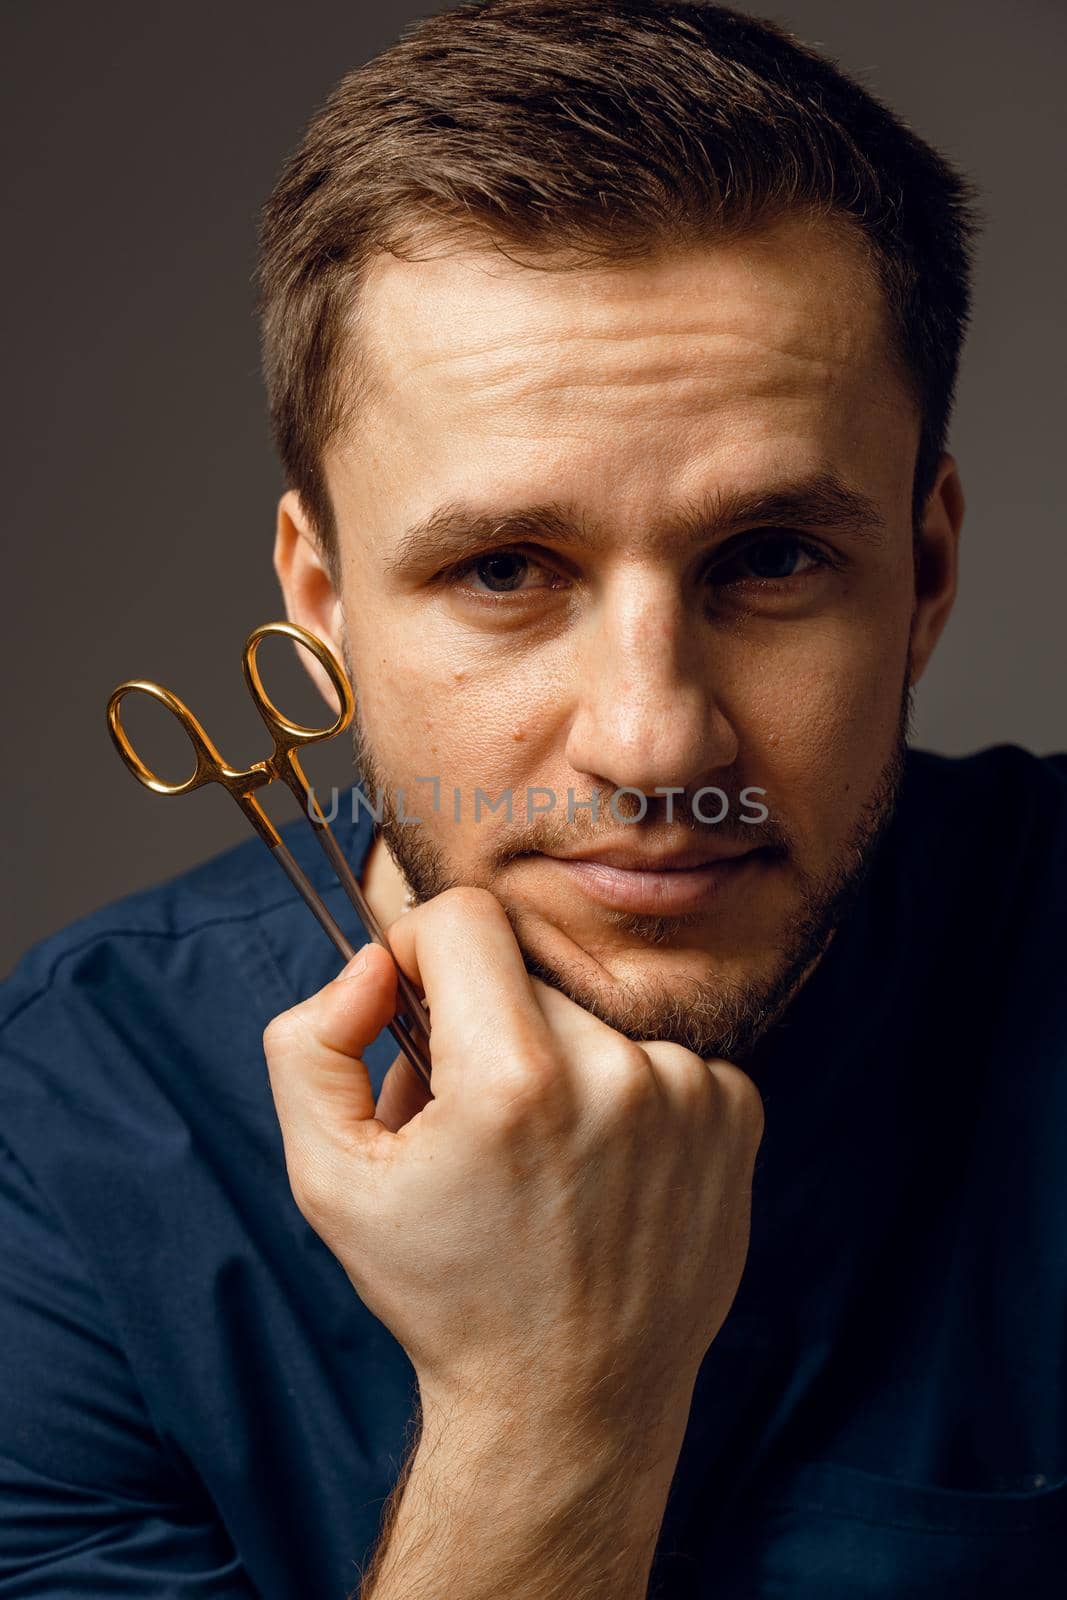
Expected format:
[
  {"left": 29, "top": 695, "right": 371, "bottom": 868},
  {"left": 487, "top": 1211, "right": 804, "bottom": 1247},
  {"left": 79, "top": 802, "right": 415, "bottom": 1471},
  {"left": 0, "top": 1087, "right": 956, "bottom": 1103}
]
[
  {"left": 273, "top": 490, "right": 347, "bottom": 713},
  {"left": 908, "top": 453, "right": 964, "bottom": 685}
]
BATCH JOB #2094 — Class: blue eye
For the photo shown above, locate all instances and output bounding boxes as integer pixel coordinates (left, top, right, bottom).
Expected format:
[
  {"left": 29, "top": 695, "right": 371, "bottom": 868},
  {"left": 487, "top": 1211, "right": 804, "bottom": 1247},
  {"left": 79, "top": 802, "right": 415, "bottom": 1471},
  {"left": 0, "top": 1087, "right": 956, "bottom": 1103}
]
[
  {"left": 473, "top": 551, "right": 533, "bottom": 592},
  {"left": 449, "top": 548, "right": 564, "bottom": 597},
  {"left": 719, "top": 534, "right": 826, "bottom": 584}
]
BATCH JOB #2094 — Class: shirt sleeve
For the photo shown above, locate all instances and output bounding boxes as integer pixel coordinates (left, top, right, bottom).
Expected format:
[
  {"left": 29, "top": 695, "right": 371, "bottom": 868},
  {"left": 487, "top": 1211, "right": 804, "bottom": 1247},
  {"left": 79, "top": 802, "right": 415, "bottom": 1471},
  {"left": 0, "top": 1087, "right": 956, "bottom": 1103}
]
[{"left": 0, "top": 1135, "right": 259, "bottom": 1599}]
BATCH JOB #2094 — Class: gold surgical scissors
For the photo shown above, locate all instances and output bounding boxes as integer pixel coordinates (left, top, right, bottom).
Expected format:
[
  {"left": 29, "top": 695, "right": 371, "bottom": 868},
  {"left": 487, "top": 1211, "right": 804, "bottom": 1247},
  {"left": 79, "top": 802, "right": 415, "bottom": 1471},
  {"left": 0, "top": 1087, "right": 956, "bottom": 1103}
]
[{"left": 106, "top": 621, "right": 432, "bottom": 1087}]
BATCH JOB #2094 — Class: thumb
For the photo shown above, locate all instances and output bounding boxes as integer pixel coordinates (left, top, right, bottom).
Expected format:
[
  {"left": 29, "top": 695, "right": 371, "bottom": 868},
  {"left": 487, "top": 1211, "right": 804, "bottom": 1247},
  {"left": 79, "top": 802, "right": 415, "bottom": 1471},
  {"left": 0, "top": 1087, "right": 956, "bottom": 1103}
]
[{"left": 262, "top": 943, "right": 399, "bottom": 1165}]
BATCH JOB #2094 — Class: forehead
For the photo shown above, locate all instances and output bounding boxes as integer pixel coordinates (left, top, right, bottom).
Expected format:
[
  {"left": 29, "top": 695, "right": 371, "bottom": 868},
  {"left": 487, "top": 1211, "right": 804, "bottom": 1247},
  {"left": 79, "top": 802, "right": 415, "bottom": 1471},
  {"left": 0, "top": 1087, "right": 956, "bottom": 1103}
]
[{"left": 329, "top": 215, "right": 916, "bottom": 518}]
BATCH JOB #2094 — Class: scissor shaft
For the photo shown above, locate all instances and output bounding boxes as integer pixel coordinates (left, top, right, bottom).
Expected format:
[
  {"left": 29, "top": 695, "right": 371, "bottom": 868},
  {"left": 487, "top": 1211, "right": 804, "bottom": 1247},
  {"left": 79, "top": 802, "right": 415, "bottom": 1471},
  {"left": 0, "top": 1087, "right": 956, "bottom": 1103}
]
[
  {"left": 270, "top": 842, "right": 356, "bottom": 962},
  {"left": 304, "top": 808, "right": 431, "bottom": 1029},
  {"left": 269, "top": 840, "right": 433, "bottom": 1089},
  {"left": 276, "top": 762, "right": 430, "bottom": 1026}
]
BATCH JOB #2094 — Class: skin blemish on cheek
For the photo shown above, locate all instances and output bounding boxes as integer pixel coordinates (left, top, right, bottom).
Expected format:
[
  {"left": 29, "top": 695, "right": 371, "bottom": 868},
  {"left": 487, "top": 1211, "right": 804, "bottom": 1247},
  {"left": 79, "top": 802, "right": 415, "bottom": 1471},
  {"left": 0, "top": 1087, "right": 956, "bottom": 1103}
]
[{"left": 513, "top": 730, "right": 526, "bottom": 742}]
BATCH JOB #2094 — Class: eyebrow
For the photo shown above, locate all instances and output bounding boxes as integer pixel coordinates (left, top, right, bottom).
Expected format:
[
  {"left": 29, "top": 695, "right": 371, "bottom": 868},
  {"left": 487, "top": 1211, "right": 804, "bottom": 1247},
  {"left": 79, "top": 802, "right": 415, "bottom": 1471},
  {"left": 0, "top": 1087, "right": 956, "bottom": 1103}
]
[
  {"left": 385, "top": 502, "right": 585, "bottom": 577},
  {"left": 384, "top": 471, "right": 887, "bottom": 576}
]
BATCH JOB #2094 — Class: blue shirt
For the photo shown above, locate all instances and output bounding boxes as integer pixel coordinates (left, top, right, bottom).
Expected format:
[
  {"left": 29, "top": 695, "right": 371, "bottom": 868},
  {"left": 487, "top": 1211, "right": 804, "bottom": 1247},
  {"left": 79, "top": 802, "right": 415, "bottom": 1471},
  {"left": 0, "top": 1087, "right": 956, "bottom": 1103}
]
[{"left": 1, "top": 743, "right": 1065, "bottom": 1598}]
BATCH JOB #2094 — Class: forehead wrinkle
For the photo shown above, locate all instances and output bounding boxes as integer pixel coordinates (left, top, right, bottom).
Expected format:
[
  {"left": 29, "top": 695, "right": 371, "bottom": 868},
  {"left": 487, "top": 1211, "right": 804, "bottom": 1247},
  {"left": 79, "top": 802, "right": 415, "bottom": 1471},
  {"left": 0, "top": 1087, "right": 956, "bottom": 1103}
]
[
  {"left": 379, "top": 322, "right": 851, "bottom": 406},
  {"left": 346, "top": 235, "right": 907, "bottom": 459},
  {"left": 358, "top": 267, "right": 888, "bottom": 407},
  {"left": 347, "top": 207, "right": 908, "bottom": 415},
  {"left": 359, "top": 319, "right": 899, "bottom": 451}
]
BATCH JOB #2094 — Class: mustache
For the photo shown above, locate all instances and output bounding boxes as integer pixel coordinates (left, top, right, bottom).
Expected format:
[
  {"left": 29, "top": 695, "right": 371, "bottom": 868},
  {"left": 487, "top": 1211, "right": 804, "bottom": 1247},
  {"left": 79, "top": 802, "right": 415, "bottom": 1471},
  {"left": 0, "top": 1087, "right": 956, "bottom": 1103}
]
[{"left": 483, "top": 786, "right": 791, "bottom": 870}]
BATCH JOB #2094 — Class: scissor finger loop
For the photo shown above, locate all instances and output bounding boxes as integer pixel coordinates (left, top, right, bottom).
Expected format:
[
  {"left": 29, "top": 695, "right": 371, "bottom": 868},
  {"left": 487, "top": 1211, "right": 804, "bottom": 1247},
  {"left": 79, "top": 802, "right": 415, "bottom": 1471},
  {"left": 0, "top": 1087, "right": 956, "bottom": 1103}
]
[
  {"left": 107, "top": 680, "right": 237, "bottom": 797},
  {"left": 108, "top": 622, "right": 433, "bottom": 1083},
  {"left": 243, "top": 622, "right": 354, "bottom": 754}
]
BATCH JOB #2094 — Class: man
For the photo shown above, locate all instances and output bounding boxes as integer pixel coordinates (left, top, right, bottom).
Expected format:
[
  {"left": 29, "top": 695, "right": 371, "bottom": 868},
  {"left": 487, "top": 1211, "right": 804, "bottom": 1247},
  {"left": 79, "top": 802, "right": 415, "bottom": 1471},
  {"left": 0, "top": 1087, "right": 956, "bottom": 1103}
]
[{"left": 1, "top": 0, "right": 1064, "bottom": 1595}]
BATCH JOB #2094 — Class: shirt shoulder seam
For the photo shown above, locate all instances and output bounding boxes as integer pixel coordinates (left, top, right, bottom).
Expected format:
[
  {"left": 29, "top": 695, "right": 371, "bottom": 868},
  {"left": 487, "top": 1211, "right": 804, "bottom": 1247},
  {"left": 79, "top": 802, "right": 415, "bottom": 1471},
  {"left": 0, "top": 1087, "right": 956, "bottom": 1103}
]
[{"left": 0, "top": 892, "right": 311, "bottom": 1038}]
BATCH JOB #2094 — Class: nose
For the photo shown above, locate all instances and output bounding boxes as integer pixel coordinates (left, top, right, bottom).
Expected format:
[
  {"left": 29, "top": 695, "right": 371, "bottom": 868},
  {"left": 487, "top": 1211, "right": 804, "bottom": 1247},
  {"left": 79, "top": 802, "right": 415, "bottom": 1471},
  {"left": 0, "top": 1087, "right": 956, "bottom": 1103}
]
[{"left": 563, "top": 566, "right": 738, "bottom": 797}]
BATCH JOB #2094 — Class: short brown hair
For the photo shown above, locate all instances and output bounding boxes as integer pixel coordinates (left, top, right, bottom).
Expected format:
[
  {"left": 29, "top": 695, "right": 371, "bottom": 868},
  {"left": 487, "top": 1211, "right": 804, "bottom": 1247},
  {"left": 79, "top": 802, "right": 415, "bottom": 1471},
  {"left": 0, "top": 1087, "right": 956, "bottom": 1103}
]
[{"left": 257, "top": 0, "right": 978, "bottom": 556}]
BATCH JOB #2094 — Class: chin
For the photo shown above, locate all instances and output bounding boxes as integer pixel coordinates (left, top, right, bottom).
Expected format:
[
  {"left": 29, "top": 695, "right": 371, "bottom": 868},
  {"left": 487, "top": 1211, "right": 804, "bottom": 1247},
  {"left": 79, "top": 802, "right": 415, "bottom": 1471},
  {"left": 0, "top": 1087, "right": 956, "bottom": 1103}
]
[
  {"left": 506, "top": 885, "right": 790, "bottom": 997},
  {"left": 514, "top": 932, "right": 795, "bottom": 1061},
  {"left": 490, "top": 854, "right": 815, "bottom": 1058}
]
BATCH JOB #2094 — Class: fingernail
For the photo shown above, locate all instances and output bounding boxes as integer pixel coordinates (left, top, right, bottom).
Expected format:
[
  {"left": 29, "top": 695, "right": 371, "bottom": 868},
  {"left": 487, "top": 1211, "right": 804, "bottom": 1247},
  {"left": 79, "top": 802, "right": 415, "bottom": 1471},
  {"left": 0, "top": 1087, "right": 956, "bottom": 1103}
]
[{"left": 341, "top": 949, "right": 371, "bottom": 979}]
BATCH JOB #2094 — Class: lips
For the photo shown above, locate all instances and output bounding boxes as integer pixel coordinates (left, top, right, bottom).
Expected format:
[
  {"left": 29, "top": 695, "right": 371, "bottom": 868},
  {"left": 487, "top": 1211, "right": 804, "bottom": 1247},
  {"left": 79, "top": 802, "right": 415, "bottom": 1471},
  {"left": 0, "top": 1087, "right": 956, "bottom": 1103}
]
[
  {"left": 543, "top": 846, "right": 767, "bottom": 915},
  {"left": 549, "top": 843, "right": 757, "bottom": 872}
]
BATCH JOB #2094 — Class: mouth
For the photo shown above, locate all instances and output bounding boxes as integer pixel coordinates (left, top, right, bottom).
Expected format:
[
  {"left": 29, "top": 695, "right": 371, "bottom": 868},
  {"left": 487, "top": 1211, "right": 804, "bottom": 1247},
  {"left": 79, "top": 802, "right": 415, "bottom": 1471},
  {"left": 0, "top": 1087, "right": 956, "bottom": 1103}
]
[{"left": 541, "top": 846, "right": 771, "bottom": 915}]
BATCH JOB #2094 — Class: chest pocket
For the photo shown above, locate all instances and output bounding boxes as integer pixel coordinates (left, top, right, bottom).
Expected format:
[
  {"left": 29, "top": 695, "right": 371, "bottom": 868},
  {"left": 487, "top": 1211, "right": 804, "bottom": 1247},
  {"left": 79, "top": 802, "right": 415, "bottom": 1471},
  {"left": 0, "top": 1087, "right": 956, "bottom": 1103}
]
[{"left": 708, "top": 1459, "right": 1067, "bottom": 1599}]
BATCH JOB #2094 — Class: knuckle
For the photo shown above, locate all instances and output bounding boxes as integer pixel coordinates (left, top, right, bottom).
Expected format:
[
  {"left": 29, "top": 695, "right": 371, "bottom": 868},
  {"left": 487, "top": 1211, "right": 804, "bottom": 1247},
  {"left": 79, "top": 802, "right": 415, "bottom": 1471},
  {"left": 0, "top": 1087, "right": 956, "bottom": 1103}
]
[
  {"left": 607, "top": 1036, "right": 652, "bottom": 1073},
  {"left": 708, "top": 1061, "right": 766, "bottom": 1142},
  {"left": 602, "top": 1040, "right": 659, "bottom": 1114},
  {"left": 481, "top": 1048, "right": 567, "bottom": 1129},
  {"left": 651, "top": 1042, "right": 714, "bottom": 1104}
]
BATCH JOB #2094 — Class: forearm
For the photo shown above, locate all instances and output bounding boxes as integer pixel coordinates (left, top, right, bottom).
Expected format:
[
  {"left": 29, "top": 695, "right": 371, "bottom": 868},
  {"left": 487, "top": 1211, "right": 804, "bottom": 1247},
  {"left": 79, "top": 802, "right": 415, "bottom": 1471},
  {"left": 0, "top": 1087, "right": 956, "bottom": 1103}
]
[{"left": 359, "top": 1398, "right": 683, "bottom": 1600}]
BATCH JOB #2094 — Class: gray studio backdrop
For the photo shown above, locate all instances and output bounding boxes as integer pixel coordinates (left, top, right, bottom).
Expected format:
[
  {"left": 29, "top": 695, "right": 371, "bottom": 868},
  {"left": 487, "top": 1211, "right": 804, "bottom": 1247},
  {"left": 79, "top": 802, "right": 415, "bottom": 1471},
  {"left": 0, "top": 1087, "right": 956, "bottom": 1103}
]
[{"left": 2, "top": 0, "right": 1064, "bottom": 976}]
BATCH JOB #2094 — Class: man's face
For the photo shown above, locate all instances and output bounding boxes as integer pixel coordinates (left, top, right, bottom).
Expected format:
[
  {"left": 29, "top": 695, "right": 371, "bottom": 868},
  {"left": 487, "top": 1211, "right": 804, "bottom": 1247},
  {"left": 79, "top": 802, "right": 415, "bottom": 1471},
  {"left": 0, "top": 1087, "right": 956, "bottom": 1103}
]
[{"left": 309, "top": 215, "right": 951, "bottom": 1060}]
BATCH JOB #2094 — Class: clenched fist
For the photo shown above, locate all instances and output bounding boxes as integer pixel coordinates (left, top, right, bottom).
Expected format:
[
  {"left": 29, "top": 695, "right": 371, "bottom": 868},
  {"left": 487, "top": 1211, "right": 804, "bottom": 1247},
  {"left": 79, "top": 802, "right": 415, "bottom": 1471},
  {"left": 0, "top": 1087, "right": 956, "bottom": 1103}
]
[{"left": 262, "top": 886, "right": 764, "bottom": 1597}]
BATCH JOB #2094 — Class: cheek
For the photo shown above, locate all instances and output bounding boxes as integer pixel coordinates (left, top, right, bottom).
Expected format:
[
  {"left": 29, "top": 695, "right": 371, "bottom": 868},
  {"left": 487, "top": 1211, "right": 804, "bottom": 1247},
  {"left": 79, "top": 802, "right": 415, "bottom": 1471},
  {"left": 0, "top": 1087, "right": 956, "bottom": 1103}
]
[
  {"left": 733, "top": 611, "right": 910, "bottom": 843},
  {"left": 345, "top": 602, "right": 562, "bottom": 791}
]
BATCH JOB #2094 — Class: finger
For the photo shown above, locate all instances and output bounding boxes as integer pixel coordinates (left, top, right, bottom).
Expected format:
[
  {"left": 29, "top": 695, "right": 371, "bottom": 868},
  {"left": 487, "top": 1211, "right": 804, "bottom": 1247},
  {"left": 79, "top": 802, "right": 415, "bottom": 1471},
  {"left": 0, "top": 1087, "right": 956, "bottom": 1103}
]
[
  {"left": 262, "top": 942, "right": 398, "bottom": 1162},
  {"left": 528, "top": 973, "right": 622, "bottom": 1040},
  {"left": 641, "top": 1038, "right": 714, "bottom": 1106},
  {"left": 529, "top": 975, "right": 664, "bottom": 1111},
  {"left": 643, "top": 1044, "right": 765, "bottom": 1145},
  {"left": 528, "top": 973, "right": 646, "bottom": 1071},
  {"left": 384, "top": 887, "right": 555, "bottom": 1091},
  {"left": 704, "top": 1058, "right": 766, "bottom": 1144},
  {"left": 375, "top": 1048, "right": 434, "bottom": 1133}
]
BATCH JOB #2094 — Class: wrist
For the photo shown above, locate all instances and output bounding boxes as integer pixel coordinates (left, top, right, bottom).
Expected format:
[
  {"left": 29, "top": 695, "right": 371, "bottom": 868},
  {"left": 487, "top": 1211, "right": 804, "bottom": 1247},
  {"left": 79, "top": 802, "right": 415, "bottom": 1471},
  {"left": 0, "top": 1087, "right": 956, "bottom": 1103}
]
[
  {"left": 364, "top": 1403, "right": 677, "bottom": 1600},
  {"left": 414, "top": 1379, "right": 688, "bottom": 1537},
  {"left": 416, "top": 1364, "right": 694, "bottom": 1478}
]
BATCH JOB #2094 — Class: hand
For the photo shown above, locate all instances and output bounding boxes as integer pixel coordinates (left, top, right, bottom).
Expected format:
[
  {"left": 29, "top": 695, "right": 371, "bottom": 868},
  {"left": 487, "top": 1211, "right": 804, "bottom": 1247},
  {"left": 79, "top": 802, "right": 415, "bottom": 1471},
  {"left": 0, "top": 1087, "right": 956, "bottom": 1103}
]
[{"left": 262, "top": 887, "right": 764, "bottom": 1455}]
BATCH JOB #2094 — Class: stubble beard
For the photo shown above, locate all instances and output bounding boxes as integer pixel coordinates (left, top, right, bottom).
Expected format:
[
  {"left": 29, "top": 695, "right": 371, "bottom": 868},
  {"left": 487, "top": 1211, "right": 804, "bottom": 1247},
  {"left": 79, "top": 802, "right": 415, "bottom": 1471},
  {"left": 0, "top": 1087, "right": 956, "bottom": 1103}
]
[{"left": 348, "top": 675, "right": 913, "bottom": 1064}]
